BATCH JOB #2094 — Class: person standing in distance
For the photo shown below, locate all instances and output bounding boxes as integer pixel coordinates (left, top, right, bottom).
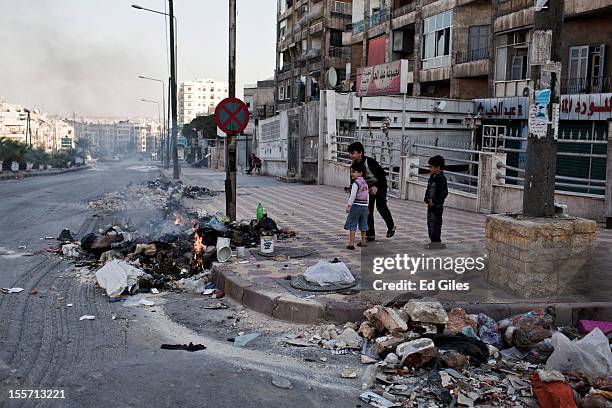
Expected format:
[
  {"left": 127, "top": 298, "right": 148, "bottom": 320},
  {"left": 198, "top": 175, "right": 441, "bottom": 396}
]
[{"left": 346, "top": 142, "right": 396, "bottom": 242}]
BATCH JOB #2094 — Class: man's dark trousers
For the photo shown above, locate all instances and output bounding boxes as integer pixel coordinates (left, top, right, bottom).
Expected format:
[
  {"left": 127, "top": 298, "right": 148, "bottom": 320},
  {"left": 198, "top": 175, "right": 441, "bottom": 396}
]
[
  {"left": 367, "top": 186, "right": 395, "bottom": 238},
  {"left": 427, "top": 206, "right": 443, "bottom": 242}
]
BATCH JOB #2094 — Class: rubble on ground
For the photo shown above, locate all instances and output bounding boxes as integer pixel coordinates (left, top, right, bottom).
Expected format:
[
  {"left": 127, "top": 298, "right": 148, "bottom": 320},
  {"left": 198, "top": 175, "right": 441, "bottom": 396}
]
[{"left": 282, "top": 299, "right": 612, "bottom": 407}]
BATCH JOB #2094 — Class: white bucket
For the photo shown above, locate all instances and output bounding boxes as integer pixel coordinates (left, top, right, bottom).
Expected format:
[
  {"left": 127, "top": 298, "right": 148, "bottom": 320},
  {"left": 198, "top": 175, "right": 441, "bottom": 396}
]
[
  {"left": 236, "top": 246, "right": 246, "bottom": 257},
  {"left": 260, "top": 235, "right": 275, "bottom": 254},
  {"left": 216, "top": 237, "right": 232, "bottom": 263}
]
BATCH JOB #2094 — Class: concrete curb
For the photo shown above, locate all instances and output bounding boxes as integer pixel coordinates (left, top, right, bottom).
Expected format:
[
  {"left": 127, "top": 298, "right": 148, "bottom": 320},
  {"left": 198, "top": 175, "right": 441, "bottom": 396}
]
[
  {"left": 0, "top": 166, "right": 90, "bottom": 181},
  {"left": 213, "top": 265, "right": 612, "bottom": 325}
]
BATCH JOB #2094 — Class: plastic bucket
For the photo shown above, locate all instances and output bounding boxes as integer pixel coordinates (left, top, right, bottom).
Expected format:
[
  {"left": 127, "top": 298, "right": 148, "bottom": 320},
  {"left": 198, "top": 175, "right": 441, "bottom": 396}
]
[
  {"left": 216, "top": 237, "right": 232, "bottom": 263},
  {"left": 260, "top": 235, "right": 275, "bottom": 254}
]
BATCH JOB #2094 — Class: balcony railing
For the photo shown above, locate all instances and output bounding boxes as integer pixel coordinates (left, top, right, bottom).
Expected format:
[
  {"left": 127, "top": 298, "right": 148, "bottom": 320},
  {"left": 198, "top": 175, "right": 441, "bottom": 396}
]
[
  {"left": 456, "top": 48, "right": 490, "bottom": 64},
  {"left": 331, "top": 0, "right": 351, "bottom": 15},
  {"left": 392, "top": 2, "right": 416, "bottom": 18},
  {"left": 329, "top": 45, "right": 350, "bottom": 58},
  {"left": 351, "top": 9, "right": 389, "bottom": 34},
  {"left": 352, "top": 20, "right": 365, "bottom": 34},
  {"left": 561, "top": 76, "right": 612, "bottom": 95}
]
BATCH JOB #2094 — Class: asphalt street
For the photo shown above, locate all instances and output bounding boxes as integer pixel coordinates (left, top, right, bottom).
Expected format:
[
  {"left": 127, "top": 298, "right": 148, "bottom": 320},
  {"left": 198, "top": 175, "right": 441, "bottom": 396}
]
[{"left": 0, "top": 161, "right": 360, "bottom": 408}]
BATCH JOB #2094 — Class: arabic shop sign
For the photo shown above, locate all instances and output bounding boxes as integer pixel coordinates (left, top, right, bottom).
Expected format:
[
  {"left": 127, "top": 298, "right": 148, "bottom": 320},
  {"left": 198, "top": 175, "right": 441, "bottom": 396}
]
[
  {"left": 356, "top": 60, "right": 410, "bottom": 97},
  {"left": 476, "top": 94, "right": 612, "bottom": 121},
  {"left": 559, "top": 93, "right": 612, "bottom": 121},
  {"left": 474, "top": 97, "right": 528, "bottom": 120}
]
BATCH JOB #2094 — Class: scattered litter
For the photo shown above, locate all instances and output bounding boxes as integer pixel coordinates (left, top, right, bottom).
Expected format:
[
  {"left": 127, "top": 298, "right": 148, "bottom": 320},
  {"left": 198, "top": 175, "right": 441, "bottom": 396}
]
[
  {"left": 150, "top": 288, "right": 159, "bottom": 294},
  {"left": 1, "top": 288, "right": 24, "bottom": 294},
  {"left": 29, "top": 288, "right": 38, "bottom": 295},
  {"left": 58, "top": 229, "right": 74, "bottom": 241},
  {"left": 211, "top": 289, "right": 225, "bottom": 299},
  {"left": 341, "top": 368, "right": 357, "bottom": 378},
  {"left": 577, "top": 319, "right": 612, "bottom": 335},
  {"left": 359, "top": 391, "right": 399, "bottom": 408},
  {"left": 531, "top": 371, "right": 578, "bottom": 408},
  {"left": 303, "top": 260, "right": 355, "bottom": 286},
  {"left": 202, "top": 288, "right": 214, "bottom": 295},
  {"left": 271, "top": 375, "right": 293, "bottom": 389},
  {"left": 234, "top": 332, "right": 262, "bottom": 347},
  {"left": 123, "top": 297, "right": 155, "bottom": 307},
  {"left": 67, "top": 303, "right": 73, "bottom": 307},
  {"left": 79, "top": 315, "right": 95, "bottom": 321},
  {"left": 95, "top": 260, "right": 143, "bottom": 298},
  {"left": 62, "top": 243, "right": 81, "bottom": 258},
  {"left": 160, "top": 342, "right": 206, "bottom": 352},
  {"left": 204, "top": 302, "right": 228, "bottom": 310}
]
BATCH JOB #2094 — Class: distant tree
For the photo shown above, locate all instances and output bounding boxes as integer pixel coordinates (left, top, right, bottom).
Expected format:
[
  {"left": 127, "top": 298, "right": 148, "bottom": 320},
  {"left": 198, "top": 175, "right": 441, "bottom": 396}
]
[
  {"left": 24, "top": 147, "right": 49, "bottom": 170},
  {"left": 188, "top": 115, "right": 217, "bottom": 139},
  {"left": 0, "top": 138, "right": 28, "bottom": 171}
]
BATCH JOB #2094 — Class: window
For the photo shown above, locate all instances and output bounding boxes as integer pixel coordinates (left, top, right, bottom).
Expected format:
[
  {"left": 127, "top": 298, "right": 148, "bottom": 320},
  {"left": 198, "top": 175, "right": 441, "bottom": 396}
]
[
  {"left": 188, "top": 95, "right": 191, "bottom": 99},
  {"left": 187, "top": 103, "right": 191, "bottom": 107},
  {"left": 468, "top": 25, "right": 490, "bottom": 61},
  {"left": 330, "top": 29, "right": 342, "bottom": 47},
  {"left": 567, "top": 45, "right": 606, "bottom": 93},
  {"left": 495, "top": 30, "right": 530, "bottom": 81},
  {"left": 422, "top": 10, "right": 452, "bottom": 69},
  {"left": 279, "top": 86, "right": 285, "bottom": 100},
  {"left": 187, "top": 87, "right": 191, "bottom": 91}
]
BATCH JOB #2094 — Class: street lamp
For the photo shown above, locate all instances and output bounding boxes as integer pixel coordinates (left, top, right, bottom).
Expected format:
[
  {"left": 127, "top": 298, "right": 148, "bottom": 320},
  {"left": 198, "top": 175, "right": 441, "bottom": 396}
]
[
  {"left": 140, "top": 99, "right": 161, "bottom": 157},
  {"left": 132, "top": 2, "right": 179, "bottom": 179},
  {"left": 139, "top": 75, "right": 167, "bottom": 168}
]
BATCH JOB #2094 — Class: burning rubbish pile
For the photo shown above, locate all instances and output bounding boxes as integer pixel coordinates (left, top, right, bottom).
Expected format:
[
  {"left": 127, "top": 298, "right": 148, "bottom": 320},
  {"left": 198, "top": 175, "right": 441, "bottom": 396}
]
[
  {"left": 283, "top": 299, "right": 612, "bottom": 407},
  {"left": 51, "top": 197, "right": 291, "bottom": 298}
]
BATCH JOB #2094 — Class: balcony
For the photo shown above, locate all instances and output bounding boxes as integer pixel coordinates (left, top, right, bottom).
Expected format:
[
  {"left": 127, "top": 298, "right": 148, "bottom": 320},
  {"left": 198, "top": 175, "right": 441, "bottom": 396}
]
[
  {"left": 351, "top": 9, "right": 390, "bottom": 34},
  {"left": 561, "top": 76, "right": 612, "bottom": 95},
  {"left": 494, "top": 79, "right": 531, "bottom": 98},
  {"left": 331, "top": 0, "right": 351, "bottom": 15},
  {"left": 329, "top": 45, "right": 350, "bottom": 58},
  {"left": 310, "top": 21, "right": 323, "bottom": 34},
  {"left": 456, "top": 48, "right": 490, "bottom": 64},
  {"left": 352, "top": 20, "right": 365, "bottom": 34},
  {"left": 392, "top": 2, "right": 416, "bottom": 18}
]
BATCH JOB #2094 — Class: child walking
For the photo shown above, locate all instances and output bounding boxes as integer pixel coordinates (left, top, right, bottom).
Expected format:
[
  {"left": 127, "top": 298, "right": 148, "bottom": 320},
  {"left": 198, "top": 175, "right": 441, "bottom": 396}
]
[
  {"left": 424, "top": 155, "right": 448, "bottom": 249},
  {"left": 344, "top": 163, "right": 369, "bottom": 250}
]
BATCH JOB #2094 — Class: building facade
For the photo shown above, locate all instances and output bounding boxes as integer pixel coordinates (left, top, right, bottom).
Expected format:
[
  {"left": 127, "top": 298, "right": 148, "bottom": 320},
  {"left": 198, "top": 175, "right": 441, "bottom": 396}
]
[
  {"left": 178, "top": 79, "right": 228, "bottom": 125},
  {"left": 346, "top": 0, "right": 492, "bottom": 99},
  {"left": 275, "top": 0, "right": 354, "bottom": 111},
  {"left": 244, "top": 79, "right": 277, "bottom": 121}
]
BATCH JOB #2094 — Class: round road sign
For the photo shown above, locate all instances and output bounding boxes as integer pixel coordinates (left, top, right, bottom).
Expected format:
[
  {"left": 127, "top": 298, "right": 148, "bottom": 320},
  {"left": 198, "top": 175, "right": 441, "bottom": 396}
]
[{"left": 214, "top": 97, "right": 250, "bottom": 135}]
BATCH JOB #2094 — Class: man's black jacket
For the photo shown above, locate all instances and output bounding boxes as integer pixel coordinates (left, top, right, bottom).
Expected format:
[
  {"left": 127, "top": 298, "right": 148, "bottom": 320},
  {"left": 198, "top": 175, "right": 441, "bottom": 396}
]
[{"left": 350, "top": 156, "right": 388, "bottom": 190}]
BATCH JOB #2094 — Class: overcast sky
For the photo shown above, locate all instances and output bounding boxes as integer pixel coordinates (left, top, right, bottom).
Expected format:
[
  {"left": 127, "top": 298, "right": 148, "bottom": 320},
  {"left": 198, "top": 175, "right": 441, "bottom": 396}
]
[{"left": 0, "top": 0, "right": 277, "bottom": 119}]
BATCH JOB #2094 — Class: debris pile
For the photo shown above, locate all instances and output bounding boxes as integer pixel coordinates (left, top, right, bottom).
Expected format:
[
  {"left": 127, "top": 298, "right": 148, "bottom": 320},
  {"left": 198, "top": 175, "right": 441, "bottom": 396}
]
[{"left": 283, "top": 299, "right": 612, "bottom": 407}]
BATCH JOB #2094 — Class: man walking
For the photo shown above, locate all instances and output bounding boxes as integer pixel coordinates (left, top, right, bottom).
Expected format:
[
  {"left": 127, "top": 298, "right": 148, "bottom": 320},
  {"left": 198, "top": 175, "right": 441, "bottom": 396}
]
[{"left": 347, "top": 142, "right": 395, "bottom": 242}]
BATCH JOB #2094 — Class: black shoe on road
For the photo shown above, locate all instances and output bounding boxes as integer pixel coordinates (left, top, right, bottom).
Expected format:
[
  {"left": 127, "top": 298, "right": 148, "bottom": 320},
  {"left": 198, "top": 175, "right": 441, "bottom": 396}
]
[
  {"left": 386, "top": 226, "right": 396, "bottom": 238},
  {"left": 365, "top": 236, "right": 376, "bottom": 242}
]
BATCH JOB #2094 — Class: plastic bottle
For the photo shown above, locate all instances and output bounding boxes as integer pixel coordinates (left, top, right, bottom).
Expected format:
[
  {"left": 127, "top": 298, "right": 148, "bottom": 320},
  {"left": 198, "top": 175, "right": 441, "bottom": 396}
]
[{"left": 256, "top": 203, "right": 264, "bottom": 220}]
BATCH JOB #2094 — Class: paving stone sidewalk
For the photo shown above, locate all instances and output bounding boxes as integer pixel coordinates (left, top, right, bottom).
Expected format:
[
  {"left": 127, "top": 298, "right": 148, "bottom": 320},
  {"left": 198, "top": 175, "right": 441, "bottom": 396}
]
[{"left": 166, "top": 166, "right": 612, "bottom": 323}]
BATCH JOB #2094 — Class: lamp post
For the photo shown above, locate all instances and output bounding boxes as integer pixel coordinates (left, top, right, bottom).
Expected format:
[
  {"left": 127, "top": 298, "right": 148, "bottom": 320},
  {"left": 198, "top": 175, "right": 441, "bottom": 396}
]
[
  {"left": 139, "top": 75, "right": 167, "bottom": 167},
  {"left": 132, "top": 2, "right": 179, "bottom": 179},
  {"left": 140, "top": 99, "right": 161, "bottom": 156},
  {"left": 465, "top": 113, "right": 482, "bottom": 179}
]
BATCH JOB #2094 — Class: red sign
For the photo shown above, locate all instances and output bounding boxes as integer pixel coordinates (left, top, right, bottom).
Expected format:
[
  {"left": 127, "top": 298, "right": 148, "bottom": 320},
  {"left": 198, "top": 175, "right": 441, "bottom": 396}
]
[
  {"left": 356, "top": 60, "right": 410, "bottom": 97},
  {"left": 214, "top": 98, "right": 249, "bottom": 135}
]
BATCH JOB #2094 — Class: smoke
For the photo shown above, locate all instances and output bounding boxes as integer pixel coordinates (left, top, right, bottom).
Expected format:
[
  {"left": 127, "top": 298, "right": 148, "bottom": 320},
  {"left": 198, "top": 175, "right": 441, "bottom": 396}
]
[{"left": 0, "top": 0, "right": 162, "bottom": 118}]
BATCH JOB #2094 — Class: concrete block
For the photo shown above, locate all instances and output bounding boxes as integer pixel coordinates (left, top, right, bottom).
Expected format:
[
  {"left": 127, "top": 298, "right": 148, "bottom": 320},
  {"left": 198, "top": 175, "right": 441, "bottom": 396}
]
[
  {"left": 242, "top": 286, "right": 280, "bottom": 316},
  {"left": 223, "top": 274, "right": 252, "bottom": 303},
  {"left": 273, "top": 296, "right": 325, "bottom": 324}
]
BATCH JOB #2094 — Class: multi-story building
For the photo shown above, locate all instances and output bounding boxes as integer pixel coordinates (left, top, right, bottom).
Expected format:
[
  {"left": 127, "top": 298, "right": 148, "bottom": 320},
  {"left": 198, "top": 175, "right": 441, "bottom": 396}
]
[
  {"left": 0, "top": 99, "right": 75, "bottom": 151},
  {"left": 275, "top": 0, "right": 353, "bottom": 110},
  {"left": 79, "top": 118, "right": 161, "bottom": 156},
  {"left": 347, "top": 0, "right": 492, "bottom": 99},
  {"left": 244, "top": 79, "right": 276, "bottom": 121},
  {"left": 178, "top": 79, "right": 228, "bottom": 124}
]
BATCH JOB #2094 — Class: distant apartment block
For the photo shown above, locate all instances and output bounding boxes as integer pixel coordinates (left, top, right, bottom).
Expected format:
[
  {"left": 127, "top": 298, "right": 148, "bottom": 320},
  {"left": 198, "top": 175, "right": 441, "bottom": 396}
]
[{"left": 178, "top": 79, "right": 228, "bottom": 124}]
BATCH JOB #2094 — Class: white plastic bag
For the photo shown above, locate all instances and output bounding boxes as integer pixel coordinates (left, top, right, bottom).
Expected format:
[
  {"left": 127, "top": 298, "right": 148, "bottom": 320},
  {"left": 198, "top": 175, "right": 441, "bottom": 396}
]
[
  {"left": 545, "top": 328, "right": 612, "bottom": 380},
  {"left": 95, "top": 260, "right": 143, "bottom": 298},
  {"left": 303, "top": 261, "right": 355, "bottom": 286}
]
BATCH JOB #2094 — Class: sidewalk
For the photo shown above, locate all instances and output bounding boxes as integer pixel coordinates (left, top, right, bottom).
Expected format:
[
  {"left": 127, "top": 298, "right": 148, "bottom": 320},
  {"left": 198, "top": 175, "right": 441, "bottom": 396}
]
[
  {"left": 165, "top": 166, "right": 612, "bottom": 324},
  {"left": 0, "top": 165, "right": 90, "bottom": 181}
]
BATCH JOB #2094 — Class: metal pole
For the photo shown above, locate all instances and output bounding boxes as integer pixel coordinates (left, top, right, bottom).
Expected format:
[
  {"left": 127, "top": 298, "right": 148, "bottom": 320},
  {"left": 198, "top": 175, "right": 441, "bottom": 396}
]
[
  {"left": 169, "top": 0, "right": 179, "bottom": 179},
  {"left": 605, "top": 120, "right": 612, "bottom": 228},
  {"left": 225, "top": 0, "right": 237, "bottom": 221},
  {"left": 358, "top": 96, "right": 363, "bottom": 143},
  {"left": 522, "top": 0, "right": 563, "bottom": 217},
  {"left": 401, "top": 92, "right": 407, "bottom": 155},
  {"left": 167, "top": 76, "right": 171, "bottom": 169}
]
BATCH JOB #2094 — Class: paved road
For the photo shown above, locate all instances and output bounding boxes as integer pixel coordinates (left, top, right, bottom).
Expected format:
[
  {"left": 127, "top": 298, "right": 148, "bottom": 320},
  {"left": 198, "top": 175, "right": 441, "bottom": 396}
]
[{"left": 0, "top": 161, "right": 359, "bottom": 408}]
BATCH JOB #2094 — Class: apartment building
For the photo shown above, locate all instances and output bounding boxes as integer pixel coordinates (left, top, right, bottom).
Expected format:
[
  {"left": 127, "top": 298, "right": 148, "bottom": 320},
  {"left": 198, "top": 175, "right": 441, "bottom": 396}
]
[
  {"left": 244, "top": 79, "right": 276, "bottom": 121},
  {"left": 178, "top": 79, "right": 228, "bottom": 125},
  {"left": 347, "top": 0, "right": 491, "bottom": 98},
  {"left": 275, "top": 0, "right": 353, "bottom": 110}
]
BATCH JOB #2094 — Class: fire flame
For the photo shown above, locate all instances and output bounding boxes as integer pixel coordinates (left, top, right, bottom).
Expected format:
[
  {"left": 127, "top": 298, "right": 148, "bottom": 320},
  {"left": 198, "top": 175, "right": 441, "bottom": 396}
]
[
  {"left": 175, "top": 214, "right": 183, "bottom": 225},
  {"left": 193, "top": 231, "right": 205, "bottom": 268}
]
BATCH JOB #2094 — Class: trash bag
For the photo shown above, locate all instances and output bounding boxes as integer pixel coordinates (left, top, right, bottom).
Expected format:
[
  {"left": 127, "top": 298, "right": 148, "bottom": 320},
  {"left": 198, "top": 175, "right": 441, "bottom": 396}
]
[
  {"left": 95, "top": 260, "right": 144, "bottom": 298},
  {"left": 303, "top": 261, "right": 355, "bottom": 286},
  {"left": 478, "top": 313, "right": 502, "bottom": 348},
  {"left": 531, "top": 372, "right": 579, "bottom": 408},
  {"left": 545, "top": 328, "right": 612, "bottom": 381},
  {"left": 426, "top": 334, "right": 489, "bottom": 366},
  {"left": 256, "top": 215, "right": 278, "bottom": 232}
]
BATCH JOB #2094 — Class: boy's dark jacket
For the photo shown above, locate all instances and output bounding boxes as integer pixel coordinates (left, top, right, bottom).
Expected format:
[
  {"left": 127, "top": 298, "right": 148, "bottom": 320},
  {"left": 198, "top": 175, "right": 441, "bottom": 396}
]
[
  {"left": 424, "top": 172, "right": 448, "bottom": 207},
  {"left": 350, "top": 156, "right": 388, "bottom": 189}
]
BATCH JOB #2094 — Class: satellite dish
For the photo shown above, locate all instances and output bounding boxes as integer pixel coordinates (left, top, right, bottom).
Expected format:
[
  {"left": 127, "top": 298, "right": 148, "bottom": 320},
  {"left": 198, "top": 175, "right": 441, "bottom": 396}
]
[{"left": 326, "top": 67, "right": 338, "bottom": 89}]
